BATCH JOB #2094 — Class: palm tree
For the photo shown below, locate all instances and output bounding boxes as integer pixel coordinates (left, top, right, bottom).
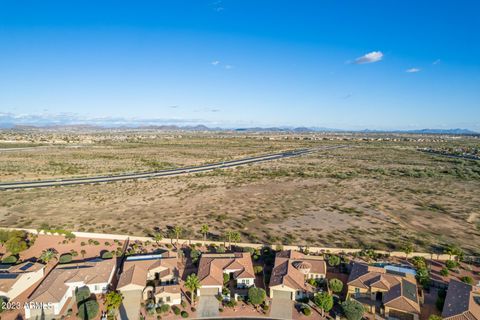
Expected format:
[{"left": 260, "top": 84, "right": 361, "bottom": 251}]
[
  {"left": 224, "top": 231, "right": 233, "bottom": 250},
  {"left": 152, "top": 231, "right": 163, "bottom": 246},
  {"left": 173, "top": 226, "right": 183, "bottom": 244},
  {"left": 403, "top": 243, "right": 414, "bottom": 260},
  {"left": 39, "top": 249, "right": 56, "bottom": 263},
  {"left": 185, "top": 273, "right": 201, "bottom": 306},
  {"left": 200, "top": 224, "right": 209, "bottom": 242},
  {"left": 231, "top": 231, "right": 241, "bottom": 249}
]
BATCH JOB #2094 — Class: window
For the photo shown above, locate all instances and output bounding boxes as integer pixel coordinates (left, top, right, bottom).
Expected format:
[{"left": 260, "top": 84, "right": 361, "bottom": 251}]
[{"left": 166, "top": 297, "right": 171, "bottom": 302}]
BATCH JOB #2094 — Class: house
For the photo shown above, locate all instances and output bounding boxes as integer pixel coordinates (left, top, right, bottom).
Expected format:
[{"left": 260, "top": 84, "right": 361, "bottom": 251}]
[
  {"left": 347, "top": 262, "right": 421, "bottom": 320},
  {"left": 24, "top": 258, "right": 116, "bottom": 319},
  {"left": 117, "top": 253, "right": 181, "bottom": 305},
  {"left": 269, "top": 250, "right": 326, "bottom": 300},
  {"left": 0, "top": 261, "right": 45, "bottom": 301},
  {"left": 442, "top": 279, "right": 480, "bottom": 320},
  {"left": 197, "top": 253, "right": 255, "bottom": 297}
]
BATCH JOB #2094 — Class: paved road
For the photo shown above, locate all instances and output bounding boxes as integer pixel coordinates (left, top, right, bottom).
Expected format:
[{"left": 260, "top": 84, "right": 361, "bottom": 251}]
[
  {"left": 0, "top": 145, "right": 346, "bottom": 190},
  {"left": 197, "top": 295, "right": 220, "bottom": 318}
]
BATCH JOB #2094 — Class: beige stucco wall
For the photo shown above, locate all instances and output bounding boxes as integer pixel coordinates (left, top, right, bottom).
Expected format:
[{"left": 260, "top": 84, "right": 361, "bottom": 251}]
[{"left": 7, "top": 268, "right": 44, "bottom": 301}]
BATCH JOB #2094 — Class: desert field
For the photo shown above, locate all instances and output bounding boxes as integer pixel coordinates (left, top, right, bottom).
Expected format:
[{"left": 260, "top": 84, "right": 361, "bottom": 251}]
[{"left": 0, "top": 130, "right": 479, "bottom": 254}]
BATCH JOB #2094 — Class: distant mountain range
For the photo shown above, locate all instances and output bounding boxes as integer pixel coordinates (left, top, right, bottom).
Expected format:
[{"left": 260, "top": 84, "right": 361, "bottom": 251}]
[{"left": 0, "top": 113, "right": 477, "bottom": 134}]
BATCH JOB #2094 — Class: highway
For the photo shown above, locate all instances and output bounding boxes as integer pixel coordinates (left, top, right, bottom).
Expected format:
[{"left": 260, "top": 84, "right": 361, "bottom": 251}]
[{"left": 0, "top": 145, "right": 346, "bottom": 190}]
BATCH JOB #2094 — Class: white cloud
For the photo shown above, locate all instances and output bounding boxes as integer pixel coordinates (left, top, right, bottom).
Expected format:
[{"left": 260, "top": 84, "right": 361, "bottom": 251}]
[
  {"left": 433, "top": 59, "right": 441, "bottom": 65},
  {"left": 224, "top": 65, "right": 233, "bottom": 69},
  {"left": 211, "top": 60, "right": 220, "bottom": 66},
  {"left": 354, "top": 51, "right": 383, "bottom": 64},
  {"left": 406, "top": 68, "right": 421, "bottom": 73}
]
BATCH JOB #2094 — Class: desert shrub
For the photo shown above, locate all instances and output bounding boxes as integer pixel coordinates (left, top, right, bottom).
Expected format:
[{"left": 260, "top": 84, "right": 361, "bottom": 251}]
[
  {"left": 445, "top": 260, "right": 457, "bottom": 269},
  {"left": 172, "top": 305, "right": 181, "bottom": 315},
  {"left": 302, "top": 306, "right": 311, "bottom": 316},
  {"left": 225, "top": 300, "right": 237, "bottom": 308},
  {"left": 59, "top": 253, "right": 73, "bottom": 264},
  {"left": 440, "top": 268, "right": 449, "bottom": 276},
  {"left": 78, "top": 300, "right": 99, "bottom": 320},
  {"left": 461, "top": 276, "right": 473, "bottom": 285},
  {"left": 181, "top": 300, "right": 187, "bottom": 308},
  {"left": 2, "top": 255, "right": 17, "bottom": 264},
  {"left": 160, "top": 304, "right": 170, "bottom": 313},
  {"left": 102, "top": 251, "right": 113, "bottom": 259},
  {"left": 190, "top": 307, "right": 196, "bottom": 312}
]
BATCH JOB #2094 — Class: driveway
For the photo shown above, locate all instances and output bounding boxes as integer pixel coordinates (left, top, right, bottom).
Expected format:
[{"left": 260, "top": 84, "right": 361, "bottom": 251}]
[
  {"left": 270, "top": 298, "right": 293, "bottom": 320},
  {"left": 119, "top": 289, "right": 142, "bottom": 320},
  {"left": 197, "top": 295, "right": 219, "bottom": 318}
]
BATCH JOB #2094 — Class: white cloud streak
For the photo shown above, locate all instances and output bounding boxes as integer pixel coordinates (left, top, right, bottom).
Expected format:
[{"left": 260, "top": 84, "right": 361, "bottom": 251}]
[
  {"left": 354, "top": 51, "right": 383, "bottom": 64},
  {"left": 406, "top": 68, "right": 421, "bottom": 73}
]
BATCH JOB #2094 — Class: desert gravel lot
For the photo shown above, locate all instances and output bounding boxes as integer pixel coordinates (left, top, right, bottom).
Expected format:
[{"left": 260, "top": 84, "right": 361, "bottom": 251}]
[{"left": 0, "top": 132, "right": 479, "bottom": 254}]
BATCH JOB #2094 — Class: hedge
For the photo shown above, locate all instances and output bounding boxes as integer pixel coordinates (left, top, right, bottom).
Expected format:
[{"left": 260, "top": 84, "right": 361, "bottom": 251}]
[
  {"left": 2, "top": 255, "right": 18, "bottom": 264},
  {"left": 78, "top": 300, "right": 99, "bottom": 320},
  {"left": 172, "top": 305, "right": 181, "bottom": 315},
  {"left": 59, "top": 253, "right": 73, "bottom": 264},
  {"left": 102, "top": 251, "right": 113, "bottom": 259}
]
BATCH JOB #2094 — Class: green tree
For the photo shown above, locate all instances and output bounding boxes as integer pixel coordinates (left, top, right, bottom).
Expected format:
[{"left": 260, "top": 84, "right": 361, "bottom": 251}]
[
  {"left": 328, "top": 255, "right": 341, "bottom": 267},
  {"left": 402, "top": 243, "right": 414, "bottom": 260},
  {"left": 416, "top": 267, "right": 430, "bottom": 287},
  {"left": 200, "top": 224, "right": 209, "bottom": 242},
  {"left": 329, "top": 278, "right": 344, "bottom": 293},
  {"left": 342, "top": 299, "right": 364, "bottom": 320},
  {"left": 173, "top": 226, "right": 183, "bottom": 244},
  {"left": 231, "top": 231, "right": 241, "bottom": 248},
  {"left": 104, "top": 291, "right": 123, "bottom": 318},
  {"left": 152, "top": 231, "right": 163, "bottom": 246},
  {"left": 190, "top": 249, "right": 201, "bottom": 264},
  {"left": 223, "top": 273, "right": 230, "bottom": 284},
  {"left": 247, "top": 287, "right": 266, "bottom": 306},
  {"left": 78, "top": 300, "right": 99, "bottom": 320},
  {"left": 39, "top": 249, "right": 57, "bottom": 263},
  {"left": 5, "top": 236, "right": 28, "bottom": 255},
  {"left": 428, "top": 315, "right": 442, "bottom": 320},
  {"left": 185, "top": 273, "right": 201, "bottom": 306},
  {"left": 224, "top": 231, "right": 233, "bottom": 249},
  {"left": 314, "top": 292, "right": 333, "bottom": 317}
]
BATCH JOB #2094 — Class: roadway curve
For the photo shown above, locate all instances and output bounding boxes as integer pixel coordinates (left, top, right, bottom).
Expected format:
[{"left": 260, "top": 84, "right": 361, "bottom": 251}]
[{"left": 0, "top": 145, "right": 346, "bottom": 190}]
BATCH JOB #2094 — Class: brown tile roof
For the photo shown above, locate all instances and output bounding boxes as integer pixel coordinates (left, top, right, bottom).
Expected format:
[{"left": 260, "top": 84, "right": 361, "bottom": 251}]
[
  {"left": 348, "top": 262, "right": 420, "bottom": 315},
  {"left": 442, "top": 279, "right": 480, "bottom": 320},
  {"left": 28, "top": 258, "right": 115, "bottom": 303},
  {"left": 117, "top": 256, "right": 178, "bottom": 289},
  {"left": 155, "top": 284, "right": 180, "bottom": 295},
  {"left": 197, "top": 253, "right": 255, "bottom": 286},
  {"left": 269, "top": 250, "right": 326, "bottom": 291},
  {"left": 0, "top": 262, "right": 45, "bottom": 293}
]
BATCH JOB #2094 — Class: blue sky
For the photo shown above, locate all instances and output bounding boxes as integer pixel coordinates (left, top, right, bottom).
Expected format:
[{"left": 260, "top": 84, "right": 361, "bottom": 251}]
[{"left": 0, "top": 1, "right": 479, "bottom": 130}]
